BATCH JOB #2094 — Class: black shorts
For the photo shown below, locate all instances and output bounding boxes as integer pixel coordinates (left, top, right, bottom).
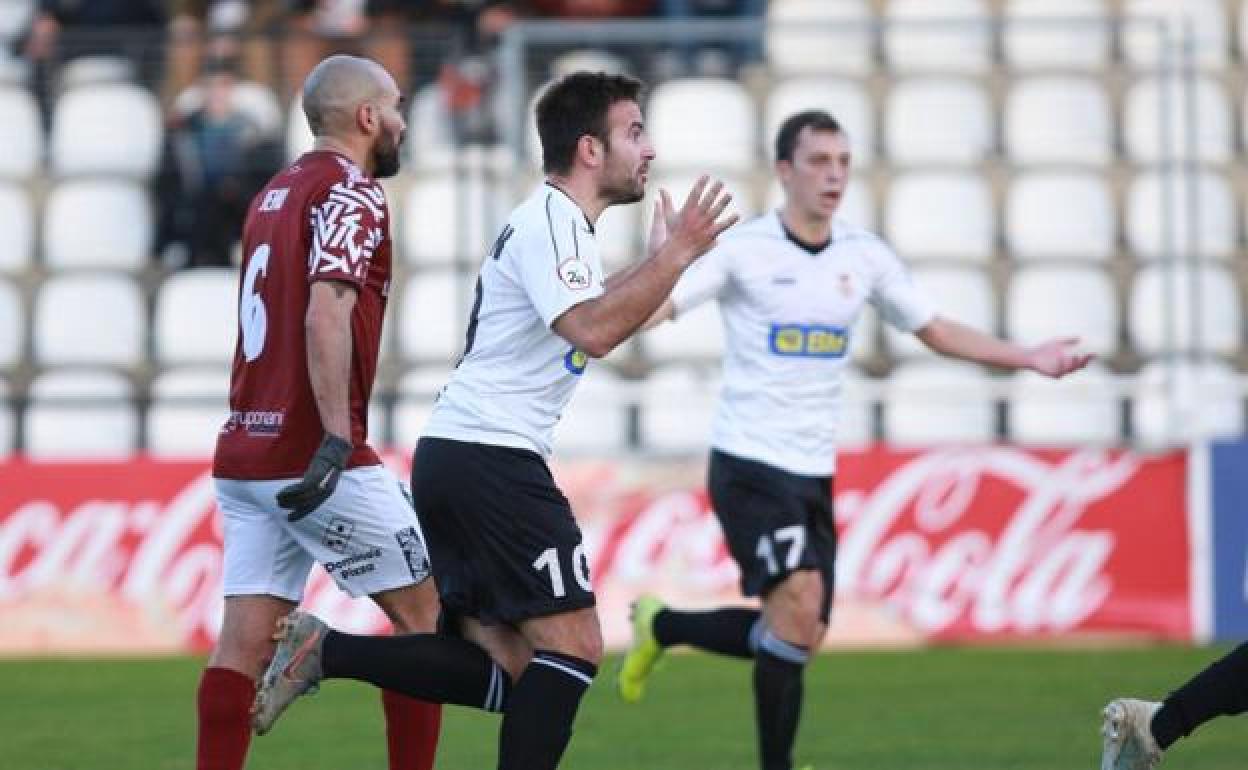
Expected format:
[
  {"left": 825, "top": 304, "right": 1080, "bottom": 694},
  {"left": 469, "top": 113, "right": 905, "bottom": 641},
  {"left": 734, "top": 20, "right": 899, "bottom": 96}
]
[
  {"left": 708, "top": 449, "right": 837, "bottom": 623},
  {"left": 412, "top": 437, "right": 595, "bottom": 625}
]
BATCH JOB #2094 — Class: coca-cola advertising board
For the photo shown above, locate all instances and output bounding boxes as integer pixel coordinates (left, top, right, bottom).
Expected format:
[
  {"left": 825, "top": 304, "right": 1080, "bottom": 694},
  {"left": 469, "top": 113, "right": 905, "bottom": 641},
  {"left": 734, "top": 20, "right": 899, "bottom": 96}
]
[{"left": 0, "top": 446, "right": 1192, "bottom": 655}]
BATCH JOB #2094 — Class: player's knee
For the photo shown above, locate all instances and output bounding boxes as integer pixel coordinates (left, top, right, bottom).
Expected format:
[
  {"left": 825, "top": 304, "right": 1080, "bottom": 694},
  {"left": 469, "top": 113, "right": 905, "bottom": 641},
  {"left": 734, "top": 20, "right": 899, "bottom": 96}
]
[
  {"left": 210, "top": 623, "right": 277, "bottom": 677},
  {"left": 769, "top": 570, "right": 824, "bottom": 641}
]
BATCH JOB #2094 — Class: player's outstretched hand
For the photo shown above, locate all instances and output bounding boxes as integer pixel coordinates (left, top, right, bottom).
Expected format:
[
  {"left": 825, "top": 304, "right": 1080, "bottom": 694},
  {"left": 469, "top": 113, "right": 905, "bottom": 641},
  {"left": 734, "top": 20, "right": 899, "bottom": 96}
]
[
  {"left": 1026, "top": 337, "right": 1094, "bottom": 378},
  {"left": 661, "top": 175, "right": 738, "bottom": 266},
  {"left": 277, "top": 433, "right": 353, "bottom": 522}
]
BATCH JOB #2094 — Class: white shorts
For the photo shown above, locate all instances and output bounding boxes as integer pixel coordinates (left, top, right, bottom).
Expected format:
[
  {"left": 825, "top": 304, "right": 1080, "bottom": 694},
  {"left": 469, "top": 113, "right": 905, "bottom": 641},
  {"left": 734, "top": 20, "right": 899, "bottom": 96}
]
[{"left": 215, "top": 464, "right": 432, "bottom": 601}]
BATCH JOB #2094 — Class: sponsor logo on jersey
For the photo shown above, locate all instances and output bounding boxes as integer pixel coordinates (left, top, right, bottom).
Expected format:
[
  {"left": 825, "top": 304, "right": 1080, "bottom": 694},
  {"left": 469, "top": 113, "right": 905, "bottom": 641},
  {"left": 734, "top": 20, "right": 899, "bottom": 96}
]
[
  {"left": 259, "top": 187, "right": 289, "bottom": 212},
  {"left": 564, "top": 348, "right": 589, "bottom": 375},
  {"left": 558, "top": 258, "right": 593, "bottom": 291},
  {"left": 224, "top": 409, "right": 286, "bottom": 436},
  {"left": 768, "top": 323, "right": 849, "bottom": 358}
]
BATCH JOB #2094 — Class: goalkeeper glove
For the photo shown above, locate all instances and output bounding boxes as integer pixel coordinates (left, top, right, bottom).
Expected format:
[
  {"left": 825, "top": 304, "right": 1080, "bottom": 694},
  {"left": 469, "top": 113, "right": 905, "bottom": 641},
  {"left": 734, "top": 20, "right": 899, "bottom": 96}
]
[{"left": 277, "top": 432, "right": 352, "bottom": 522}]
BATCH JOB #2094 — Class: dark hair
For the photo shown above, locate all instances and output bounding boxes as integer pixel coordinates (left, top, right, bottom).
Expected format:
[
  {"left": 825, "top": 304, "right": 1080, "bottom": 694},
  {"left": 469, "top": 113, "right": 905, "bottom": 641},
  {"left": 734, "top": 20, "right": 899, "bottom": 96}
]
[
  {"left": 536, "top": 71, "right": 644, "bottom": 174},
  {"left": 774, "top": 110, "right": 843, "bottom": 163}
]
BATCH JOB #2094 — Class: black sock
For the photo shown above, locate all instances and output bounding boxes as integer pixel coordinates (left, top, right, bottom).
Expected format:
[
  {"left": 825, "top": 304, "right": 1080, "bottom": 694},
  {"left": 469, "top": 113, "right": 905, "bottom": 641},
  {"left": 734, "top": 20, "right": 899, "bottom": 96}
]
[
  {"left": 753, "top": 633, "right": 810, "bottom": 770},
  {"left": 653, "top": 607, "right": 762, "bottom": 659},
  {"left": 1150, "top": 642, "right": 1248, "bottom": 750},
  {"left": 497, "top": 650, "right": 597, "bottom": 770},
  {"left": 322, "top": 630, "right": 510, "bottom": 712}
]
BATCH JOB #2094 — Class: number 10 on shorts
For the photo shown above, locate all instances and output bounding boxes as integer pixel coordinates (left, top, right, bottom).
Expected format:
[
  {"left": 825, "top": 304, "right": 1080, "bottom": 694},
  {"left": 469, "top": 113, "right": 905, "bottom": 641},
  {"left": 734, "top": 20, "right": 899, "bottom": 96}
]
[{"left": 533, "top": 544, "right": 592, "bottom": 598}]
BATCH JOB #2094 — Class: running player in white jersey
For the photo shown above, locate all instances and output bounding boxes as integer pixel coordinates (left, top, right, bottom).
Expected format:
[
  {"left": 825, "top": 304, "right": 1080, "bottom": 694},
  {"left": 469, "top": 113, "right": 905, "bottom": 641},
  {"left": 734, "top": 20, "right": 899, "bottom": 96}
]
[
  {"left": 616, "top": 110, "right": 1094, "bottom": 770},
  {"left": 250, "top": 71, "right": 737, "bottom": 770}
]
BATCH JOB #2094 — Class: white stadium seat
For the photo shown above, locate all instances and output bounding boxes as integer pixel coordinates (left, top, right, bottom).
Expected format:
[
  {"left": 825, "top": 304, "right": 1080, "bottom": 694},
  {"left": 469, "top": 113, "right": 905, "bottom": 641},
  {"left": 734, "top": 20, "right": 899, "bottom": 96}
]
[
  {"left": 656, "top": 171, "right": 756, "bottom": 220},
  {"left": 43, "top": 180, "right": 151, "bottom": 270},
  {"left": 649, "top": 78, "right": 756, "bottom": 172},
  {"left": 405, "top": 82, "right": 456, "bottom": 170},
  {"left": 0, "top": 86, "right": 40, "bottom": 178},
  {"left": 1005, "top": 77, "right": 1113, "bottom": 166},
  {"left": 646, "top": 293, "right": 724, "bottom": 362},
  {"left": 24, "top": 368, "right": 137, "bottom": 458},
  {"left": 0, "top": 182, "right": 34, "bottom": 272},
  {"left": 1126, "top": 171, "right": 1235, "bottom": 260},
  {"left": 154, "top": 268, "right": 239, "bottom": 365},
  {"left": 765, "top": 0, "right": 873, "bottom": 76},
  {"left": 51, "top": 83, "right": 161, "bottom": 177},
  {"left": 884, "top": 0, "right": 992, "bottom": 74},
  {"left": 885, "top": 78, "right": 993, "bottom": 165},
  {"left": 1124, "top": 0, "right": 1228, "bottom": 71},
  {"left": 763, "top": 77, "right": 873, "bottom": 166},
  {"left": 1004, "top": 0, "right": 1111, "bottom": 71},
  {"left": 33, "top": 273, "right": 144, "bottom": 367},
  {"left": 884, "top": 360, "right": 996, "bottom": 445},
  {"left": 886, "top": 266, "right": 994, "bottom": 357},
  {"left": 0, "top": 376, "right": 12, "bottom": 454},
  {"left": 595, "top": 200, "right": 641, "bottom": 270},
  {"left": 1128, "top": 263, "right": 1241, "bottom": 357},
  {"left": 1124, "top": 75, "right": 1232, "bottom": 164},
  {"left": 393, "top": 366, "right": 453, "bottom": 451},
  {"left": 398, "top": 269, "right": 470, "bottom": 362},
  {"left": 640, "top": 364, "right": 719, "bottom": 453},
  {"left": 1006, "top": 172, "right": 1115, "bottom": 261},
  {"left": 399, "top": 171, "right": 510, "bottom": 265},
  {"left": 1133, "top": 358, "right": 1244, "bottom": 447},
  {"left": 147, "top": 367, "right": 231, "bottom": 457},
  {"left": 173, "top": 79, "right": 283, "bottom": 138},
  {"left": 1006, "top": 266, "right": 1118, "bottom": 355},
  {"left": 886, "top": 172, "right": 993, "bottom": 262},
  {"left": 1010, "top": 363, "right": 1120, "bottom": 445},
  {"left": 767, "top": 176, "right": 874, "bottom": 232},
  {"left": 0, "top": 277, "right": 21, "bottom": 368},
  {"left": 286, "top": 94, "right": 314, "bottom": 162},
  {"left": 556, "top": 365, "right": 631, "bottom": 454}
]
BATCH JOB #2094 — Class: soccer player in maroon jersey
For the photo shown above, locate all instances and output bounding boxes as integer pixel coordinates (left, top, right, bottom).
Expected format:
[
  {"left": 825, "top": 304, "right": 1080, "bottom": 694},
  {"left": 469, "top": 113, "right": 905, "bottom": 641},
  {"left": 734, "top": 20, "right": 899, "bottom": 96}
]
[{"left": 195, "top": 55, "right": 440, "bottom": 770}]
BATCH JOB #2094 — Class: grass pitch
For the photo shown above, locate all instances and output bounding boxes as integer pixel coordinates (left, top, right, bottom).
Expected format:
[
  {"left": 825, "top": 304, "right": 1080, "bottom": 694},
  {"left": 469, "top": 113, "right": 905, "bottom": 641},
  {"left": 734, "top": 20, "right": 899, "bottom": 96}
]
[{"left": 1, "top": 646, "right": 1242, "bottom": 769}]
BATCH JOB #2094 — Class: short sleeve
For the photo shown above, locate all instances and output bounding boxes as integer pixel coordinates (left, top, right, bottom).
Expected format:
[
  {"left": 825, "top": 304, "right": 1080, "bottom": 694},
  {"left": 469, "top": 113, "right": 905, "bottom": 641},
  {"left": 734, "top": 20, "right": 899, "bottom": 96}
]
[
  {"left": 515, "top": 210, "right": 604, "bottom": 328},
  {"left": 306, "top": 179, "right": 388, "bottom": 288},
  {"left": 670, "top": 242, "right": 731, "bottom": 318},
  {"left": 868, "top": 241, "right": 936, "bottom": 333}
]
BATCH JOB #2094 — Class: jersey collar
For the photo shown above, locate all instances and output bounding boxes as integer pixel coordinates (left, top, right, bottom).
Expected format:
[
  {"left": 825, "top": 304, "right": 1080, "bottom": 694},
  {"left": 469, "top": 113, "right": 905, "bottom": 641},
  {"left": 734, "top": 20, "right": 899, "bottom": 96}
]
[
  {"left": 543, "top": 180, "right": 596, "bottom": 235},
  {"left": 774, "top": 210, "right": 834, "bottom": 256}
]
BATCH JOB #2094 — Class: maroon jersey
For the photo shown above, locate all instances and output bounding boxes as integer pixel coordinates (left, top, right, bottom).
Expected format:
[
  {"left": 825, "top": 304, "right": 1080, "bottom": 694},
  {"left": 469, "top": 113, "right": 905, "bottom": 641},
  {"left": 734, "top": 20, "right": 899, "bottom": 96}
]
[{"left": 213, "top": 151, "right": 391, "bottom": 480}]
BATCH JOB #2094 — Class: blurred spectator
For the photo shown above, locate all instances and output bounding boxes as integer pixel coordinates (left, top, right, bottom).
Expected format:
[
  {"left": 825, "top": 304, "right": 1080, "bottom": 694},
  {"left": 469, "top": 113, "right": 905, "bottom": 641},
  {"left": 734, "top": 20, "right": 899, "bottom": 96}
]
[
  {"left": 527, "top": 0, "right": 656, "bottom": 17},
  {"left": 658, "top": 0, "right": 765, "bottom": 75},
  {"left": 23, "top": 0, "right": 166, "bottom": 74},
  {"left": 164, "top": 0, "right": 286, "bottom": 109},
  {"left": 156, "top": 58, "right": 282, "bottom": 268},
  {"left": 281, "top": 0, "right": 431, "bottom": 101}
]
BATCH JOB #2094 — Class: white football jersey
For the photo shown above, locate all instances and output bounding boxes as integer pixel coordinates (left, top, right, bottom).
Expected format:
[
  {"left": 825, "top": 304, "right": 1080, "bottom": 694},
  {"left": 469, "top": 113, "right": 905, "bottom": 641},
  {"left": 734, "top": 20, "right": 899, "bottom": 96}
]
[
  {"left": 670, "top": 211, "right": 935, "bottom": 476},
  {"left": 422, "top": 182, "right": 605, "bottom": 455}
]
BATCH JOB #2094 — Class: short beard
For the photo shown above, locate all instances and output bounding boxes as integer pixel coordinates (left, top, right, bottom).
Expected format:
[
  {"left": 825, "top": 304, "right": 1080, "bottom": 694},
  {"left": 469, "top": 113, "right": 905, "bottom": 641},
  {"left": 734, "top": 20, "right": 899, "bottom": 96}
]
[
  {"left": 372, "top": 139, "right": 400, "bottom": 179},
  {"left": 603, "top": 176, "right": 644, "bottom": 206}
]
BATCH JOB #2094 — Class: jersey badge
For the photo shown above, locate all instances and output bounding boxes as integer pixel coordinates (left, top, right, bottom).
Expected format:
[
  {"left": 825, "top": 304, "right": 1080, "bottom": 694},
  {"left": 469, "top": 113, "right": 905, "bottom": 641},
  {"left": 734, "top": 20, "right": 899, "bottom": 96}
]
[
  {"left": 838, "top": 273, "right": 854, "bottom": 298},
  {"left": 564, "top": 348, "right": 588, "bottom": 375},
  {"left": 558, "top": 258, "right": 593, "bottom": 291}
]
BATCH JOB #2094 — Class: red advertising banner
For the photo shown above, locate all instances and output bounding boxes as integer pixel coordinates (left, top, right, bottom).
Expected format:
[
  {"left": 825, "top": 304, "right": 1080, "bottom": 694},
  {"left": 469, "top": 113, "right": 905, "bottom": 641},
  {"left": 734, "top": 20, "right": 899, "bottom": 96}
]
[{"left": 0, "top": 447, "right": 1191, "bottom": 655}]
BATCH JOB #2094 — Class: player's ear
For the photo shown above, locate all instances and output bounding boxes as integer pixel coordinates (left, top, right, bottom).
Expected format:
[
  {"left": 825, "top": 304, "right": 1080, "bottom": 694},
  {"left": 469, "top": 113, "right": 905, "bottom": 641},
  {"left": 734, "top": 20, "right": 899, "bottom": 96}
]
[
  {"left": 577, "top": 134, "right": 603, "bottom": 170},
  {"left": 775, "top": 158, "right": 794, "bottom": 185}
]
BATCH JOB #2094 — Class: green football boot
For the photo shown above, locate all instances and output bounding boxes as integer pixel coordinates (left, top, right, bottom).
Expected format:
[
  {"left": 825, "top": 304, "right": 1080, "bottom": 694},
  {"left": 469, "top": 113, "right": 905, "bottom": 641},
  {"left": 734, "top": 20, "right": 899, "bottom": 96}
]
[{"left": 617, "top": 595, "right": 666, "bottom": 703}]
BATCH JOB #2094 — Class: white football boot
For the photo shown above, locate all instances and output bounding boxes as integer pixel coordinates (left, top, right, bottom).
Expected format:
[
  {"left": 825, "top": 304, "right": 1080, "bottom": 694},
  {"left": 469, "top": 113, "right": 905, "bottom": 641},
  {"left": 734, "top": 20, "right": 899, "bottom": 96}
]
[{"left": 1100, "top": 698, "right": 1163, "bottom": 770}]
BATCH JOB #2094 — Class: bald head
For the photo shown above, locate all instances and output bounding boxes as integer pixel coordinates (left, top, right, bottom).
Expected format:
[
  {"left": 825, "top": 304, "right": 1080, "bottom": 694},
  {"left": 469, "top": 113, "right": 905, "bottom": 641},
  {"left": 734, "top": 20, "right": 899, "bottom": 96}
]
[{"left": 302, "top": 55, "right": 396, "bottom": 137}]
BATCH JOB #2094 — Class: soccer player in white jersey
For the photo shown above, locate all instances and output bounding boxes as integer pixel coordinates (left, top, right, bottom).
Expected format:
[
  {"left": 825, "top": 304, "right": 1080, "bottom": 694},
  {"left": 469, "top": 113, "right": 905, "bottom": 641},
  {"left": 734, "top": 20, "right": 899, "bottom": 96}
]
[
  {"left": 250, "top": 72, "right": 737, "bottom": 769},
  {"left": 615, "top": 110, "right": 1094, "bottom": 770}
]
